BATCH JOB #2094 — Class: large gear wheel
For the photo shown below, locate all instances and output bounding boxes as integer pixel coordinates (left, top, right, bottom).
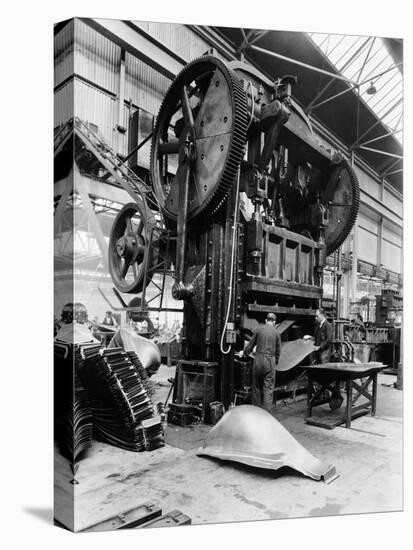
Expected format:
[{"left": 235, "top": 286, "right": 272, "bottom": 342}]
[
  {"left": 323, "top": 159, "right": 360, "bottom": 255},
  {"left": 150, "top": 56, "right": 249, "bottom": 223}
]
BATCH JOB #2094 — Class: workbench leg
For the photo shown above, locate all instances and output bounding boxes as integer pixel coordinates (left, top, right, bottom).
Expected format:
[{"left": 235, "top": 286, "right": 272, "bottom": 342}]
[
  {"left": 371, "top": 373, "right": 378, "bottom": 416},
  {"left": 307, "top": 376, "right": 313, "bottom": 418},
  {"left": 202, "top": 367, "right": 207, "bottom": 424},
  {"left": 345, "top": 379, "right": 352, "bottom": 428}
]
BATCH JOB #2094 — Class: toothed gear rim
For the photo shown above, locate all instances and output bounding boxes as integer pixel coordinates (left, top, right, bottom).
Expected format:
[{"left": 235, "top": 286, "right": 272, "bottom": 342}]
[
  {"left": 324, "top": 158, "right": 360, "bottom": 256},
  {"left": 150, "top": 56, "right": 249, "bottom": 223}
]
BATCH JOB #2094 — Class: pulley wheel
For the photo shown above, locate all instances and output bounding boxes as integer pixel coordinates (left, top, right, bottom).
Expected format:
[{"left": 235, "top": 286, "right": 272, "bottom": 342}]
[{"left": 108, "top": 202, "right": 156, "bottom": 294}]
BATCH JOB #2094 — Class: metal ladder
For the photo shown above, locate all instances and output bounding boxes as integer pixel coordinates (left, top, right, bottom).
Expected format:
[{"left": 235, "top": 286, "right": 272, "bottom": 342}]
[{"left": 73, "top": 117, "right": 161, "bottom": 223}]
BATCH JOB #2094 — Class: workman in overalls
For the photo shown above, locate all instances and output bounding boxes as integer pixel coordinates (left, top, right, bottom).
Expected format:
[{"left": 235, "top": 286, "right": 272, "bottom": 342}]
[{"left": 240, "top": 313, "right": 281, "bottom": 411}]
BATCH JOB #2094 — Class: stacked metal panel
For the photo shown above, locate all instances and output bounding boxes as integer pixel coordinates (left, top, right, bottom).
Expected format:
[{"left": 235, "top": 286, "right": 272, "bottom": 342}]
[
  {"left": 126, "top": 350, "right": 154, "bottom": 397},
  {"left": 83, "top": 348, "right": 164, "bottom": 452},
  {"left": 54, "top": 340, "right": 101, "bottom": 462},
  {"left": 142, "top": 417, "right": 165, "bottom": 451}
]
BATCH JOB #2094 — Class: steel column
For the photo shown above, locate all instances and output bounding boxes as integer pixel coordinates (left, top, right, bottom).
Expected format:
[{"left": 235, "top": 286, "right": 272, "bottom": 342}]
[
  {"left": 117, "top": 49, "right": 126, "bottom": 154},
  {"left": 377, "top": 215, "right": 383, "bottom": 267}
]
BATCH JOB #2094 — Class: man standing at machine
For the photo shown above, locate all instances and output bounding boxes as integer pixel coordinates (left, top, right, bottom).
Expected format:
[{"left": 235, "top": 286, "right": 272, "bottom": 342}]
[
  {"left": 314, "top": 308, "right": 333, "bottom": 363},
  {"left": 241, "top": 313, "right": 281, "bottom": 411},
  {"left": 102, "top": 310, "right": 118, "bottom": 328}
]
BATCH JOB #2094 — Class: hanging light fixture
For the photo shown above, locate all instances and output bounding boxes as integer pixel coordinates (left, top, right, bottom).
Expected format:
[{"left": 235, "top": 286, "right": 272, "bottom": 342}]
[{"left": 366, "top": 81, "right": 377, "bottom": 95}]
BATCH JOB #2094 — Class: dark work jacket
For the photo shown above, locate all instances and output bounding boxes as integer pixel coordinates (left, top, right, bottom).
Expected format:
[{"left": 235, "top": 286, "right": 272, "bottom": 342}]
[
  {"left": 314, "top": 320, "right": 332, "bottom": 352},
  {"left": 244, "top": 324, "right": 281, "bottom": 363},
  {"left": 102, "top": 316, "right": 116, "bottom": 326}
]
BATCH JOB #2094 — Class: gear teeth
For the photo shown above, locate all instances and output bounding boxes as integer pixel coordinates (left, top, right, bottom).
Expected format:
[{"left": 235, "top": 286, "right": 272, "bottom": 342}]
[
  {"left": 150, "top": 56, "right": 249, "bottom": 223},
  {"left": 326, "top": 158, "right": 360, "bottom": 255}
]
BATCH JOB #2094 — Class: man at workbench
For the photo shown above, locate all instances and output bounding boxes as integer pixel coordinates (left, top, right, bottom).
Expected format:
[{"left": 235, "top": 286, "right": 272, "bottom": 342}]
[
  {"left": 240, "top": 313, "right": 281, "bottom": 411},
  {"left": 314, "top": 308, "right": 333, "bottom": 364}
]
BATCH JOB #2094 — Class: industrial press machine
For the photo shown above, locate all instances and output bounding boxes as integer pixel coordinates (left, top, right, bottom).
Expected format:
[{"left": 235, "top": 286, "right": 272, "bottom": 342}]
[{"left": 107, "top": 56, "right": 360, "bottom": 413}]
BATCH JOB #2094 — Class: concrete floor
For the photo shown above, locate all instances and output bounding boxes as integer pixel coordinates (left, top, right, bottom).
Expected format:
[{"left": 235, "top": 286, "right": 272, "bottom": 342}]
[{"left": 55, "top": 368, "right": 403, "bottom": 531}]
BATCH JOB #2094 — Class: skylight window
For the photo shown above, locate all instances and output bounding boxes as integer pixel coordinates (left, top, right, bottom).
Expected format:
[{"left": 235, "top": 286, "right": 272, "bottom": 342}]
[{"left": 308, "top": 33, "right": 403, "bottom": 145}]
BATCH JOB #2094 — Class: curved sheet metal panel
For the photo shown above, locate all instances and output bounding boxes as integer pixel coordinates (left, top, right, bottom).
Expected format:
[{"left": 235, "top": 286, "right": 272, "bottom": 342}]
[
  {"left": 197, "top": 405, "right": 338, "bottom": 483},
  {"left": 277, "top": 339, "right": 316, "bottom": 372},
  {"left": 109, "top": 325, "right": 161, "bottom": 371}
]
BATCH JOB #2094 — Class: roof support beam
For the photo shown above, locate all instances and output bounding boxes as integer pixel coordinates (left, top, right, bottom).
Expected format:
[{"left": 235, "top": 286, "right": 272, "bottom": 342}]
[
  {"left": 249, "top": 30, "right": 269, "bottom": 45},
  {"left": 383, "top": 168, "right": 403, "bottom": 177},
  {"left": 374, "top": 90, "right": 403, "bottom": 119},
  {"left": 358, "top": 145, "right": 403, "bottom": 159},
  {"left": 378, "top": 156, "right": 400, "bottom": 173},
  {"left": 237, "top": 28, "right": 267, "bottom": 54},
  {"left": 308, "top": 85, "right": 356, "bottom": 111},
  {"left": 248, "top": 43, "right": 357, "bottom": 84},
  {"left": 306, "top": 37, "right": 372, "bottom": 109},
  {"left": 359, "top": 129, "right": 402, "bottom": 147},
  {"left": 355, "top": 37, "right": 376, "bottom": 83},
  {"left": 307, "top": 60, "right": 402, "bottom": 114},
  {"left": 395, "top": 113, "right": 403, "bottom": 131},
  {"left": 238, "top": 27, "right": 248, "bottom": 52},
  {"left": 382, "top": 158, "right": 402, "bottom": 176},
  {"left": 351, "top": 97, "right": 403, "bottom": 146},
  {"left": 240, "top": 27, "right": 248, "bottom": 43}
]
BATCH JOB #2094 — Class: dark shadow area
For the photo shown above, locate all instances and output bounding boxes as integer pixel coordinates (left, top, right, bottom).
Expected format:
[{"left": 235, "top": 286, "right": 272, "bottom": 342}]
[{"left": 23, "top": 507, "right": 53, "bottom": 525}]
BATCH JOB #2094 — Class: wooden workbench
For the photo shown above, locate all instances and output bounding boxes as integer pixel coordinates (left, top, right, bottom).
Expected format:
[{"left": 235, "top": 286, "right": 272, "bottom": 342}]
[{"left": 304, "top": 362, "right": 385, "bottom": 429}]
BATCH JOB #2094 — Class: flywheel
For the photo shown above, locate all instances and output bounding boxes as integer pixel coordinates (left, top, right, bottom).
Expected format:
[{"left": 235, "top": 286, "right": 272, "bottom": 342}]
[
  {"left": 323, "top": 159, "right": 360, "bottom": 255},
  {"left": 150, "top": 56, "right": 249, "bottom": 222},
  {"left": 108, "top": 202, "right": 158, "bottom": 294}
]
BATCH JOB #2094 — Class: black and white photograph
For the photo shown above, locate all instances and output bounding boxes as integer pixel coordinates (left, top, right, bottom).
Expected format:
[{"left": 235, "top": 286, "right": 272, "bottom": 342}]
[{"left": 51, "top": 13, "right": 404, "bottom": 534}]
